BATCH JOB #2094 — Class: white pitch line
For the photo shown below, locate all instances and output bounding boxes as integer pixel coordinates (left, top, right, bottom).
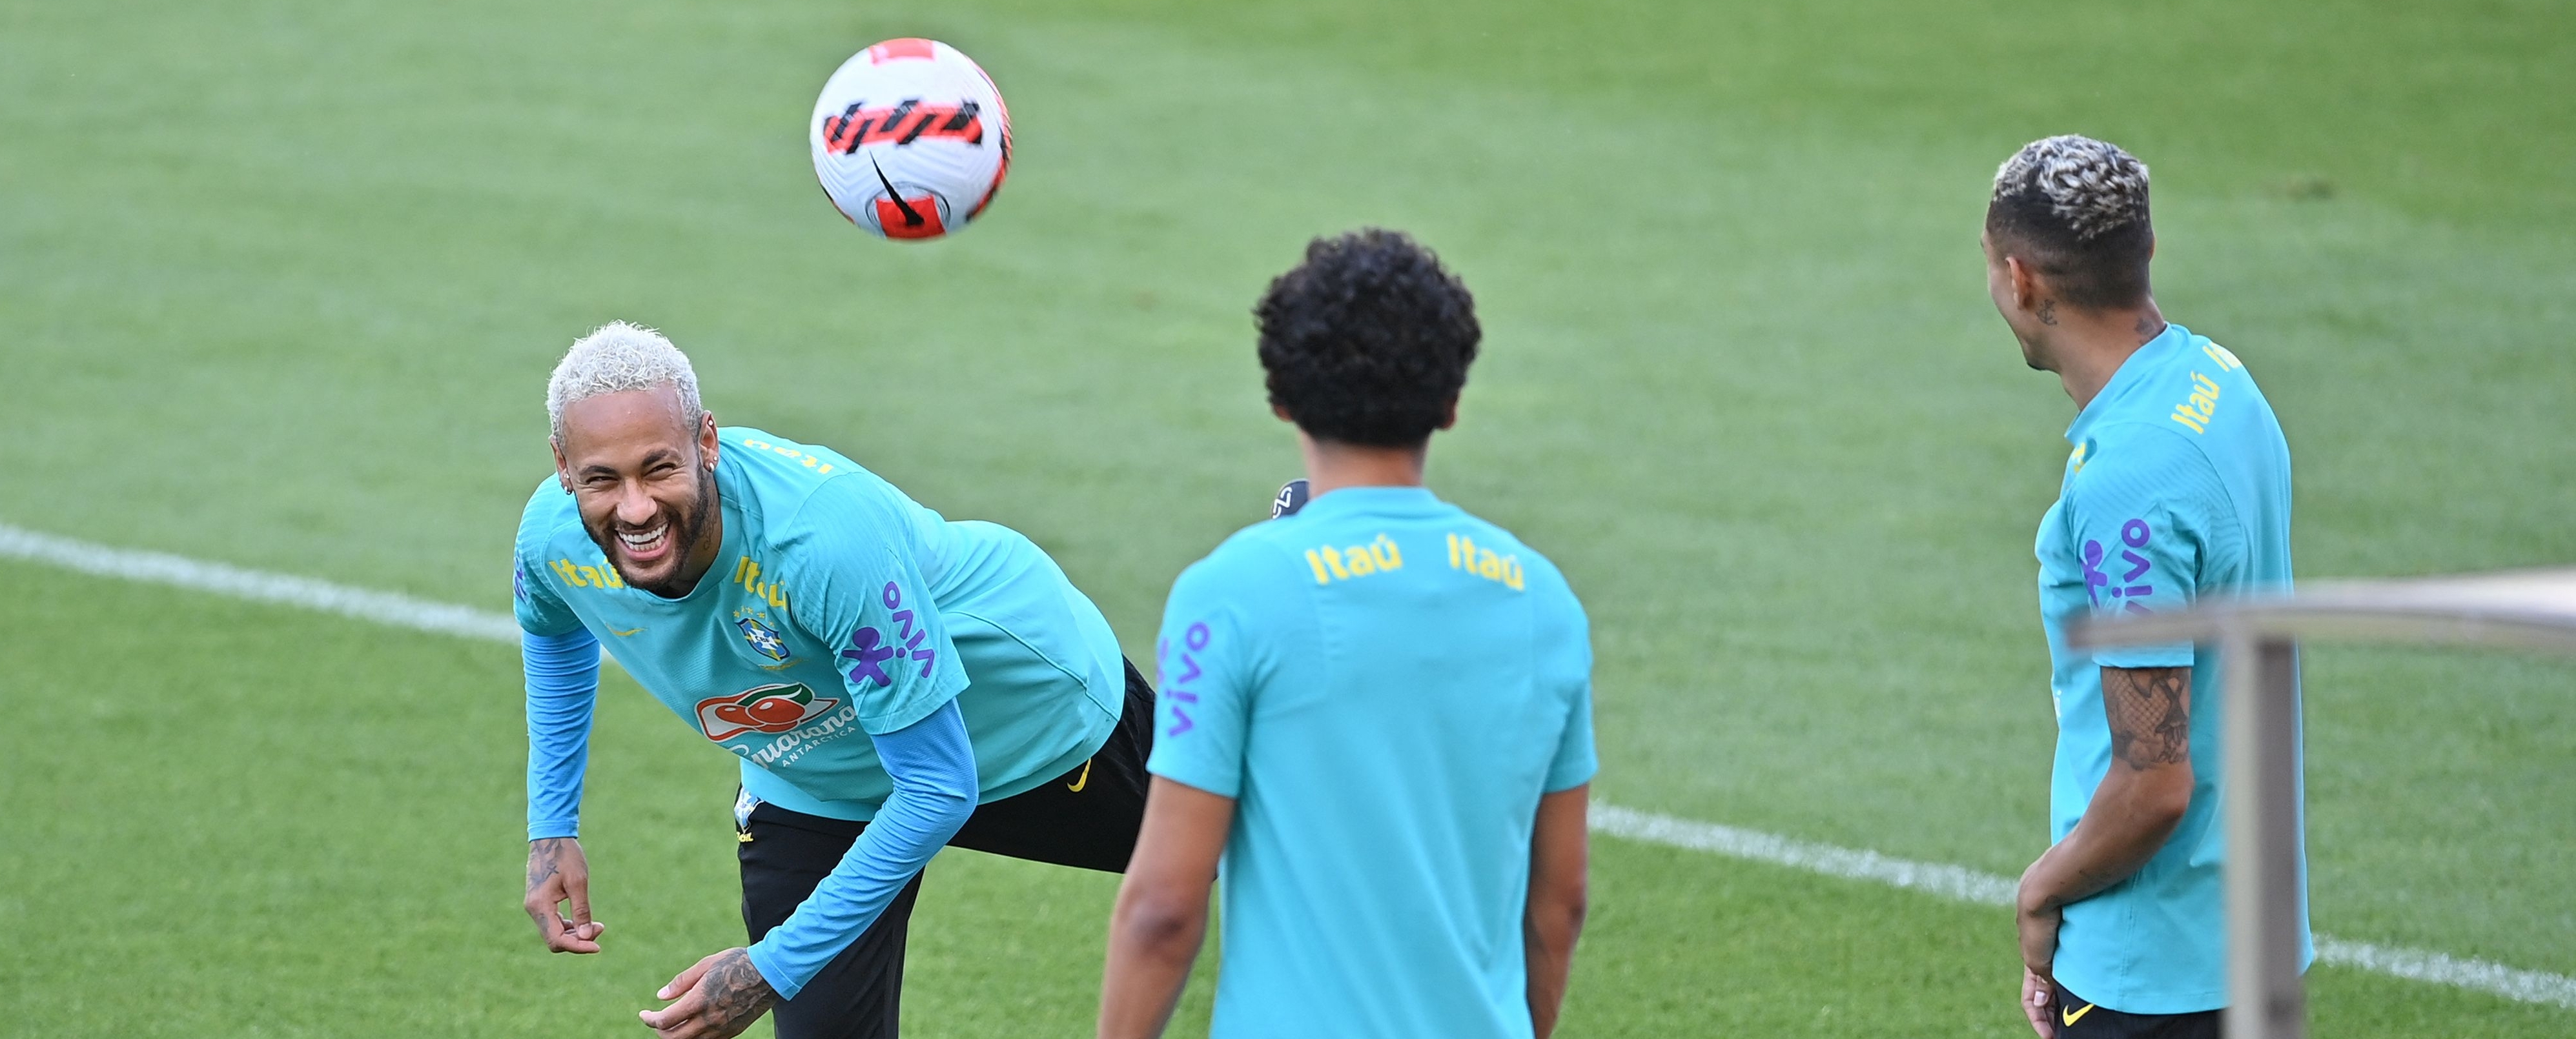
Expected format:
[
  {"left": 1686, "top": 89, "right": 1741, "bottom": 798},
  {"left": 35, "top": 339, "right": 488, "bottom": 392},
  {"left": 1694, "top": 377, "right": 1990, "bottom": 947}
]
[
  {"left": 4, "top": 520, "right": 2571, "bottom": 1011},
  {"left": 2313, "top": 938, "right": 2576, "bottom": 1010},
  {"left": 0, "top": 521, "right": 521, "bottom": 642},
  {"left": 1591, "top": 803, "right": 2576, "bottom": 1009},
  {"left": 1591, "top": 803, "right": 2020, "bottom": 905}
]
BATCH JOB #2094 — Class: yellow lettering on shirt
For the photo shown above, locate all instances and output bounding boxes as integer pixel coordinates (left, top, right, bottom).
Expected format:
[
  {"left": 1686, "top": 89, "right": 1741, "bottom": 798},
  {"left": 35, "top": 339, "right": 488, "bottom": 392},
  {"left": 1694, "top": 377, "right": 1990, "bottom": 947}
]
[
  {"left": 733, "top": 555, "right": 792, "bottom": 614},
  {"left": 1447, "top": 532, "right": 1525, "bottom": 591},
  {"left": 1367, "top": 535, "right": 1400, "bottom": 571},
  {"left": 1307, "top": 535, "right": 1404, "bottom": 586},
  {"left": 735, "top": 436, "right": 836, "bottom": 476},
  {"left": 549, "top": 558, "right": 626, "bottom": 591},
  {"left": 2172, "top": 371, "right": 2220, "bottom": 434}
]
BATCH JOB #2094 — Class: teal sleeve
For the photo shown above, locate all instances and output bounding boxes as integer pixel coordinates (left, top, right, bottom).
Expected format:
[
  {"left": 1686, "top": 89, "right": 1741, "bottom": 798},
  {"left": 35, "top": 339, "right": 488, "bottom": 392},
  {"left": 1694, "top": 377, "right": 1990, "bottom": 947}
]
[
  {"left": 2065, "top": 430, "right": 2227, "bottom": 669},
  {"left": 512, "top": 486, "right": 584, "bottom": 638},
  {"left": 774, "top": 484, "right": 970, "bottom": 736},
  {"left": 1544, "top": 683, "right": 1597, "bottom": 792},
  {"left": 1542, "top": 574, "right": 1598, "bottom": 792},
  {"left": 512, "top": 556, "right": 582, "bottom": 636},
  {"left": 1146, "top": 556, "right": 1260, "bottom": 798}
]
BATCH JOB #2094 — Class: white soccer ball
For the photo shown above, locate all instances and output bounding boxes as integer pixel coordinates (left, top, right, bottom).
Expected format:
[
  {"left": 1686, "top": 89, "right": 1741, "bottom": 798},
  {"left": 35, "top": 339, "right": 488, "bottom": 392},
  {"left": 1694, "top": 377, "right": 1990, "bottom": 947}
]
[{"left": 809, "top": 39, "right": 1012, "bottom": 241}]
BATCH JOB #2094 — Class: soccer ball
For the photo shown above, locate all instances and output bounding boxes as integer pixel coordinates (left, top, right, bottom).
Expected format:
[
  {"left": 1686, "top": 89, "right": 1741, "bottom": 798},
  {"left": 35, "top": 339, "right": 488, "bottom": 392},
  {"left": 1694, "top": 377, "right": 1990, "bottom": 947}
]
[{"left": 809, "top": 39, "right": 1012, "bottom": 241}]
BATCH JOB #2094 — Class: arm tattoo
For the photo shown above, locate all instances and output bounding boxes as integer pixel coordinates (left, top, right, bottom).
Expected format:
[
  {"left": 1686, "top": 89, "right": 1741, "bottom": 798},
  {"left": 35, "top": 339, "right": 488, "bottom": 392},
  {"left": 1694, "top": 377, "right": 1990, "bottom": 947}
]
[
  {"left": 2102, "top": 666, "right": 2191, "bottom": 769},
  {"left": 700, "top": 949, "right": 777, "bottom": 1027}
]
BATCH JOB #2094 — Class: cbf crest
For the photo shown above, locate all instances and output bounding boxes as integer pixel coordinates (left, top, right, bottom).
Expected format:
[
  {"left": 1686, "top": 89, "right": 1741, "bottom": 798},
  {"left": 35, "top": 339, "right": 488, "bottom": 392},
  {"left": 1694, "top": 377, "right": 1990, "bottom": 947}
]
[{"left": 736, "top": 614, "right": 792, "bottom": 662}]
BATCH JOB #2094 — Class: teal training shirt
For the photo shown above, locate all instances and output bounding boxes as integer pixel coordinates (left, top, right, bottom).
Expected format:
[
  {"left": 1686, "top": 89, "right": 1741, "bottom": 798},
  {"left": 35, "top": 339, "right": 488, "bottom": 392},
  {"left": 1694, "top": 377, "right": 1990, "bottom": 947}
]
[
  {"left": 1150, "top": 486, "right": 1597, "bottom": 1039},
  {"left": 2036, "top": 324, "right": 2311, "bottom": 1013},
  {"left": 513, "top": 427, "right": 1123, "bottom": 822}
]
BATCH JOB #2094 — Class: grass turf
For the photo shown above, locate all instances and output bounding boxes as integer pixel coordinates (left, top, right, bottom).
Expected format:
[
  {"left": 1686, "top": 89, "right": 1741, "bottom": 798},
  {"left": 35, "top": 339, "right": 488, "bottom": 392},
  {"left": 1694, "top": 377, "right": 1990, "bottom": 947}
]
[{"left": 1, "top": 0, "right": 2570, "bottom": 1034}]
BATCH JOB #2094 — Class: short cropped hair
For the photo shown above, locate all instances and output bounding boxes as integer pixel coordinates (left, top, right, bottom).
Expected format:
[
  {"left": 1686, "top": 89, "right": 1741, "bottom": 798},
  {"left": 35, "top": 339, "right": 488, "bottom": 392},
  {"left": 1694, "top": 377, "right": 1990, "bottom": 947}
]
[
  {"left": 546, "top": 321, "right": 704, "bottom": 441},
  {"left": 1987, "top": 135, "right": 2154, "bottom": 310},
  {"left": 1254, "top": 229, "right": 1480, "bottom": 447}
]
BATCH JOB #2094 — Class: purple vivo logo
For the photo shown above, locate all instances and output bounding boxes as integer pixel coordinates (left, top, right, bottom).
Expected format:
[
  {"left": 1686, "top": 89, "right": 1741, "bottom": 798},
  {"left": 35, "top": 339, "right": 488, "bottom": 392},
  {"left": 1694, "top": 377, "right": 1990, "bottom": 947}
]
[
  {"left": 2082, "top": 519, "right": 2158, "bottom": 614},
  {"left": 839, "top": 580, "right": 940, "bottom": 687},
  {"left": 1163, "top": 621, "right": 1210, "bottom": 737}
]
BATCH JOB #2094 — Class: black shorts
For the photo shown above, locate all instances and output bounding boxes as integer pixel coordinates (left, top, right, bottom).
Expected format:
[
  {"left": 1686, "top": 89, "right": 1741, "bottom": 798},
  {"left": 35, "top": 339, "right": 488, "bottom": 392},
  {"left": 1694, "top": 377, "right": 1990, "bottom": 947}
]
[
  {"left": 737, "top": 659, "right": 1156, "bottom": 1039},
  {"left": 2052, "top": 982, "right": 2222, "bottom": 1039}
]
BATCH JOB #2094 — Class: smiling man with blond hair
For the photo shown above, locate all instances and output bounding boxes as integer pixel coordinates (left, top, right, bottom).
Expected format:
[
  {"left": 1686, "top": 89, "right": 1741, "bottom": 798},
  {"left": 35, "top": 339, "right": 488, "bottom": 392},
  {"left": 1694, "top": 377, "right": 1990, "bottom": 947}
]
[{"left": 512, "top": 321, "right": 1155, "bottom": 1039}]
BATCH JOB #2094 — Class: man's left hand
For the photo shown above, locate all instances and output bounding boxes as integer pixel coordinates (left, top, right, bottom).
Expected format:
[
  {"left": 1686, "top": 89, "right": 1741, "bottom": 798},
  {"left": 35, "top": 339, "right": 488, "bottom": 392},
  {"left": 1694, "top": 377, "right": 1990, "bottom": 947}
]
[{"left": 639, "top": 947, "right": 776, "bottom": 1039}]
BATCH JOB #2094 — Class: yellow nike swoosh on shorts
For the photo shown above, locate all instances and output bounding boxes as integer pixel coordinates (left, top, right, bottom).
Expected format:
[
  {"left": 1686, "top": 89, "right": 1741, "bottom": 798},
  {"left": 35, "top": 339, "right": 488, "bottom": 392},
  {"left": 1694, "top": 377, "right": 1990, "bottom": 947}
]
[
  {"left": 2061, "top": 1002, "right": 2096, "bottom": 1026},
  {"left": 1065, "top": 760, "right": 1092, "bottom": 792}
]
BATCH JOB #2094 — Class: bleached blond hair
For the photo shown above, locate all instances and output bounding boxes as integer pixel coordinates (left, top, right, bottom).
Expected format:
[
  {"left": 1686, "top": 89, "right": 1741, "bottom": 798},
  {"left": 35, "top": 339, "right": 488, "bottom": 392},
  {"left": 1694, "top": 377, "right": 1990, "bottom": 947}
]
[
  {"left": 546, "top": 321, "right": 704, "bottom": 441},
  {"left": 1992, "top": 135, "right": 2151, "bottom": 241}
]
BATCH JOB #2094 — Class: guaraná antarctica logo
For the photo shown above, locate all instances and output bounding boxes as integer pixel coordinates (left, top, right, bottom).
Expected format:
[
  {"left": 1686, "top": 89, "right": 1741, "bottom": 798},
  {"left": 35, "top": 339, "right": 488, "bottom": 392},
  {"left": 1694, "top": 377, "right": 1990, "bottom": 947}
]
[{"left": 695, "top": 683, "right": 839, "bottom": 742}]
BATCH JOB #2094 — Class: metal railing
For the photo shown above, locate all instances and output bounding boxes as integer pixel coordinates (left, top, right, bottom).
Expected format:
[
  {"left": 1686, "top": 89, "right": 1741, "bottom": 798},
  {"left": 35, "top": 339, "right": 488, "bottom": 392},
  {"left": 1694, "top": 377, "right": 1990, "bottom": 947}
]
[{"left": 2071, "top": 567, "right": 2576, "bottom": 1039}]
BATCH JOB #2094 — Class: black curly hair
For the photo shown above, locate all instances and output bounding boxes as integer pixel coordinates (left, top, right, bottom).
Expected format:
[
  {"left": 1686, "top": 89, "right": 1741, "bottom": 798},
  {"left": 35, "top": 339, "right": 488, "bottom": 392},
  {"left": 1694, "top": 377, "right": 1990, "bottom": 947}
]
[{"left": 1254, "top": 228, "right": 1480, "bottom": 448}]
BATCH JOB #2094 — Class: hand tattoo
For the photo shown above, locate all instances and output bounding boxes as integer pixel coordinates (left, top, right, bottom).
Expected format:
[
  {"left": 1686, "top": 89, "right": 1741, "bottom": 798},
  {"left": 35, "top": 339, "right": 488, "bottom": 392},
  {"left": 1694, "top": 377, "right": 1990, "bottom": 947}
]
[
  {"left": 2103, "top": 666, "right": 2191, "bottom": 769},
  {"left": 699, "top": 949, "right": 778, "bottom": 1031},
  {"left": 527, "top": 837, "right": 572, "bottom": 893},
  {"left": 2036, "top": 298, "right": 2059, "bottom": 326}
]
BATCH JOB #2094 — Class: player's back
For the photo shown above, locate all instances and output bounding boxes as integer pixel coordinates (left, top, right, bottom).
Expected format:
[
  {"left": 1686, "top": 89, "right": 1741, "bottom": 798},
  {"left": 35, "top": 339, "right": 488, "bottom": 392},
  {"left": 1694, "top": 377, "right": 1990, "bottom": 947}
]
[{"left": 1153, "top": 486, "right": 1595, "bottom": 1039}]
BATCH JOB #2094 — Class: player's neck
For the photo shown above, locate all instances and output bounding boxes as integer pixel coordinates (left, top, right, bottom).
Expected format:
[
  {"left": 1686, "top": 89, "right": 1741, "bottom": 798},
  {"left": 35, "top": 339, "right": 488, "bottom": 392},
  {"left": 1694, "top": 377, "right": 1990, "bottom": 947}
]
[
  {"left": 2048, "top": 299, "right": 2167, "bottom": 410},
  {"left": 1296, "top": 432, "right": 1429, "bottom": 497}
]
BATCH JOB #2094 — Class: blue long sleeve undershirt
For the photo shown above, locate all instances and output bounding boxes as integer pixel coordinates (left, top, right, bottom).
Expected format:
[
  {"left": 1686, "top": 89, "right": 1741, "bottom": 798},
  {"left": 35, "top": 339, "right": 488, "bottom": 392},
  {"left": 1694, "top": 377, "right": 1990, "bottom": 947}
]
[
  {"left": 523, "top": 629, "right": 602, "bottom": 840},
  {"left": 747, "top": 699, "right": 978, "bottom": 998},
  {"left": 522, "top": 627, "right": 976, "bottom": 999}
]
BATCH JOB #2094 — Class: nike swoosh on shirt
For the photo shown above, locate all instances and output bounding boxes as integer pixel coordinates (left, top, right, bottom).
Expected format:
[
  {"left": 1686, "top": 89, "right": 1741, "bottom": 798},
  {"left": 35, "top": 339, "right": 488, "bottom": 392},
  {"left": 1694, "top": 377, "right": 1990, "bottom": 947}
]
[
  {"left": 609, "top": 627, "right": 645, "bottom": 637},
  {"left": 2061, "top": 1002, "right": 2096, "bottom": 1026}
]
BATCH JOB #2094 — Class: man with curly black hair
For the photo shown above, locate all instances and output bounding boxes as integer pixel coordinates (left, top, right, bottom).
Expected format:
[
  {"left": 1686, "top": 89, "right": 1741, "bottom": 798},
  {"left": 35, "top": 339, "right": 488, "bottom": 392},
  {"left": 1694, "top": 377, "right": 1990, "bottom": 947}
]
[{"left": 1097, "top": 229, "right": 1597, "bottom": 1039}]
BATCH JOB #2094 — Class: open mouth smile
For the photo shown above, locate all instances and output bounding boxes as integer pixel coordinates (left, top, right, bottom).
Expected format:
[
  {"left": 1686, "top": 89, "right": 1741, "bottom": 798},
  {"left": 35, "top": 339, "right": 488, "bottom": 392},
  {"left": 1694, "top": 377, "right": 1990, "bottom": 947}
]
[{"left": 615, "top": 521, "right": 672, "bottom": 563}]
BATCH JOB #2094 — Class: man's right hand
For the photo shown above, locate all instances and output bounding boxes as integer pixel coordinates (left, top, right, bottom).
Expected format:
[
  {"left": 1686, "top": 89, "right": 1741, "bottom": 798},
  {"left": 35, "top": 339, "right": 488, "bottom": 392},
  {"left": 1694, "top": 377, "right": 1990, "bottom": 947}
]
[{"left": 526, "top": 836, "right": 606, "bottom": 953}]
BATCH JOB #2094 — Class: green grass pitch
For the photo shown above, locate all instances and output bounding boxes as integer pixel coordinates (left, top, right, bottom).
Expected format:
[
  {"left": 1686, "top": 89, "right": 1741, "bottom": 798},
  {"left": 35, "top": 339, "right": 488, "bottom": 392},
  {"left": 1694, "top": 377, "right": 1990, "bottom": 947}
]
[{"left": 2, "top": 1, "right": 2571, "bottom": 1035}]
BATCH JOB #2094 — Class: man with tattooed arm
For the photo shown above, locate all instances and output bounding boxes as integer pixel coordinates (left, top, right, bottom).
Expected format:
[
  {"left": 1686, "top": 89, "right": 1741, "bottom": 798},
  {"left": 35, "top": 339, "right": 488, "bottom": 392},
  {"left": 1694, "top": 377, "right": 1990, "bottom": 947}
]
[
  {"left": 1981, "top": 136, "right": 2310, "bottom": 1038},
  {"left": 514, "top": 322, "right": 1153, "bottom": 1039}
]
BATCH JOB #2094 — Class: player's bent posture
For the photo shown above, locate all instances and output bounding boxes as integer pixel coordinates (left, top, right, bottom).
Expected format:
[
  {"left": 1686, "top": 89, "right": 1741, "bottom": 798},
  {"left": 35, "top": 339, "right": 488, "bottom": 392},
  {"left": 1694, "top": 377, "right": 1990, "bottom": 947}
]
[
  {"left": 1984, "top": 137, "right": 2309, "bottom": 1038},
  {"left": 513, "top": 323, "right": 1151, "bottom": 1039},
  {"left": 1097, "top": 230, "right": 1597, "bottom": 1039}
]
